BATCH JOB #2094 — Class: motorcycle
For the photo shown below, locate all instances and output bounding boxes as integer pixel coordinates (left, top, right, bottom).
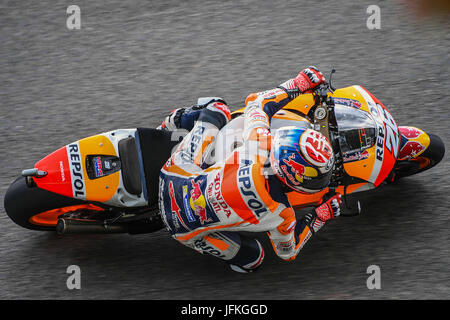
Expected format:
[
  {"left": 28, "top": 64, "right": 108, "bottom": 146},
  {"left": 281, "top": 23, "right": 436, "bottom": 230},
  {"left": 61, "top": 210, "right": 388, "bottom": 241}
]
[{"left": 4, "top": 71, "right": 445, "bottom": 234}]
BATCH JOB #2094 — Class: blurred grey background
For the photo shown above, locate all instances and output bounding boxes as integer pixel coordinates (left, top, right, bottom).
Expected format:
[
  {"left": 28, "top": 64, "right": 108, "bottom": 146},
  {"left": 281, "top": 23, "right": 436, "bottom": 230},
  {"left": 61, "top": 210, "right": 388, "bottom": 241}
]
[{"left": 0, "top": 0, "right": 448, "bottom": 299}]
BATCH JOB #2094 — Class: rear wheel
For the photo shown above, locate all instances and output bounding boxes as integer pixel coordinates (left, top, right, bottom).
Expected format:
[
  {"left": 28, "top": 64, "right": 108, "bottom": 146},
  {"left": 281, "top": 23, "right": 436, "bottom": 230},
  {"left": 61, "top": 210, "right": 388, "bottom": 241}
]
[
  {"left": 394, "top": 133, "right": 445, "bottom": 180},
  {"left": 4, "top": 176, "right": 104, "bottom": 231}
]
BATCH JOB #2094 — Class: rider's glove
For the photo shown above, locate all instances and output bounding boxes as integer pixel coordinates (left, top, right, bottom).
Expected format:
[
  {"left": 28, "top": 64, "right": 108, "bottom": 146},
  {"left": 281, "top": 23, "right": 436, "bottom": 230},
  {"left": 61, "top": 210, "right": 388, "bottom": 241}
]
[
  {"left": 303, "top": 193, "right": 341, "bottom": 234},
  {"left": 280, "top": 66, "right": 326, "bottom": 94},
  {"left": 315, "top": 193, "right": 342, "bottom": 221}
]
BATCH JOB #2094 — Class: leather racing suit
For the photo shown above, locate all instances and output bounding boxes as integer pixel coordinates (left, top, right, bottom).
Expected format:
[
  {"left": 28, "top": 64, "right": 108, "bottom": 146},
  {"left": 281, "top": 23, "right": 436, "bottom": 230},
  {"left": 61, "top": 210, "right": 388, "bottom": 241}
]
[{"left": 158, "top": 81, "right": 333, "bottom": 272}]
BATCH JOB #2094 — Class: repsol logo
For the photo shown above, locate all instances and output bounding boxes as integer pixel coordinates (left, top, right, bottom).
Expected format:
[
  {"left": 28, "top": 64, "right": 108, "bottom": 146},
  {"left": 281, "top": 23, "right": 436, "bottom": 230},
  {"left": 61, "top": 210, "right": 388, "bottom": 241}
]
[
  {"left": 67, "top": 143, "right": 86, "bottom": 199},
  {"left": 237, "top": 161, "right": 267, "bottom": 217},
  {"left": 180, "top": 125, "right": 205, "bottom": 162},
  {"left": 194, "top": 239, "right": 226, "bottom": 258},
  {"left": 376, "top": 124, "right": 385, "bottom": 161}
]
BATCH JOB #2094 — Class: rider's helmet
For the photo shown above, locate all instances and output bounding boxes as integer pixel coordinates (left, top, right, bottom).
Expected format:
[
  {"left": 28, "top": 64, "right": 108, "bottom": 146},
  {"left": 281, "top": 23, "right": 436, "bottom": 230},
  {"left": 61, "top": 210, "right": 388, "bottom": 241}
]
[{"left": 270, "top": 126, "right": 334, "bottom": 193}]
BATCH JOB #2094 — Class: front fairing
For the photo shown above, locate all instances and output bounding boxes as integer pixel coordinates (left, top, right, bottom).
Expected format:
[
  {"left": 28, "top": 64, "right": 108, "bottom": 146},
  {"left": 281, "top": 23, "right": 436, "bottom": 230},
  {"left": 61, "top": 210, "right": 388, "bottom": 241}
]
[
  {"left": 331, "top": 86, "right": 400, "bottom": 186},
  {"left": 270, "top": 85, "right": 400, "bottom": 187},
  {"left": 224, "top": 85, "right": 400, "bottom": 203}
]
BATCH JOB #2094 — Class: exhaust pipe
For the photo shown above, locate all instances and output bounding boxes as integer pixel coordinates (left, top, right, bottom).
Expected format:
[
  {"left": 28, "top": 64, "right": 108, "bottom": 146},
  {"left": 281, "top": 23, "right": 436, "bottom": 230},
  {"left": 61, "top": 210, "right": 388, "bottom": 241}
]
[{"left": 56, "top": 218, "right": 127, "bottom": 235}]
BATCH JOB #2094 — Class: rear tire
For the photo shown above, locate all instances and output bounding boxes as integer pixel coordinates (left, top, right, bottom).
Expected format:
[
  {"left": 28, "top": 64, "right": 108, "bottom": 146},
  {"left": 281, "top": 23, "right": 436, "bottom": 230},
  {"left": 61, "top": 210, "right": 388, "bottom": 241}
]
[{"left": 4, "top": 176, "right": 88, "bottom": 231}]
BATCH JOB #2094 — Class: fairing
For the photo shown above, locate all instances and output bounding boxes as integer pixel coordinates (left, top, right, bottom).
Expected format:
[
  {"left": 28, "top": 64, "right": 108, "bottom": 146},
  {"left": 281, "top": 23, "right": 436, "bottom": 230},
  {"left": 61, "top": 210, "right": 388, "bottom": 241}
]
[
  {"left": 229, "top": 85, "right": 401, "bottom": 208},
  {"left": 283, "top": 85, "right": 401, "bottom": 187}
]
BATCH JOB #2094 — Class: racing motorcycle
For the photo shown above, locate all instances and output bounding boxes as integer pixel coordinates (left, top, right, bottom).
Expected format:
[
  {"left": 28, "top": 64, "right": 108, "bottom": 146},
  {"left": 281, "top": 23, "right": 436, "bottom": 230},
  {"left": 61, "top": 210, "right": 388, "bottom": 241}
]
[{"left": 4, "top": 71, "right": 445, "bottom": 234}]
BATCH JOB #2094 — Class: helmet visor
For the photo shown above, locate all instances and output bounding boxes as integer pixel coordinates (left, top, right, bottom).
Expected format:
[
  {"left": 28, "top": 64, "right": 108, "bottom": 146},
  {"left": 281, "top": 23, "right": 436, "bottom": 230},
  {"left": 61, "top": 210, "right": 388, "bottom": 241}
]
[{"left": 298, "top": 169, "right": 332, "bottom": 192}]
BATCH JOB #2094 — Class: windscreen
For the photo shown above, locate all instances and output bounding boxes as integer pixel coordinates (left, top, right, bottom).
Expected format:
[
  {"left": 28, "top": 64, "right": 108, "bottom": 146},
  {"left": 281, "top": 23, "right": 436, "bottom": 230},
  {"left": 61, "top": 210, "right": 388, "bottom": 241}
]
[{"left": 334, "top": 104, "right": 377, "bottom": 153}]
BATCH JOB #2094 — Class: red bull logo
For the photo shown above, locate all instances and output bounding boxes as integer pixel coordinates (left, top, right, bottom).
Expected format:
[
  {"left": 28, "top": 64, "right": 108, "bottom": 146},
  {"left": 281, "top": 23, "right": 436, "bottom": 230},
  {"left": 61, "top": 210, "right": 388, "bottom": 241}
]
[
  {"left": 400, "top": 127, "right": 423, "bottom": 139},
  {"left": 280, "top": 154, "right": 305, "bottom": 186},
  {"left": 399, "top": 141, "right": 426, "bottom": 160},
  {"left": 343, "top": 149, "right": 370, "bottom": 163},
  {"left": 190, "top": 180, "right": 211, "bottom": 224},
  {"left": 283, "top": 154, "right": 305, "bottom": 178},
  {"left": 280, "top": 153, "right": 319, "bottom": 185},
  {"left": 300, "top": 130, "right": 333, "bottom": 167}
]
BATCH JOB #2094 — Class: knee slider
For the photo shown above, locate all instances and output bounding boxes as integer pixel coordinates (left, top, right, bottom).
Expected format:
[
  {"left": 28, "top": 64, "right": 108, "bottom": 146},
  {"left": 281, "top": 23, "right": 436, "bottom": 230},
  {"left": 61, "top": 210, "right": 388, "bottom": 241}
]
[{"left": 227, "top": 236, "right": 264, "bottom": 270}]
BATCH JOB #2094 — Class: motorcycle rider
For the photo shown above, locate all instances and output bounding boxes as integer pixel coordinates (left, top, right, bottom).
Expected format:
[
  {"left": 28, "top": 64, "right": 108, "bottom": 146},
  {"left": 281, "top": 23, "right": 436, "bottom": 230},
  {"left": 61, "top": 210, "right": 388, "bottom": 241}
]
[{"left": 159, "top": 67, "right": 342, "bottom": 273}]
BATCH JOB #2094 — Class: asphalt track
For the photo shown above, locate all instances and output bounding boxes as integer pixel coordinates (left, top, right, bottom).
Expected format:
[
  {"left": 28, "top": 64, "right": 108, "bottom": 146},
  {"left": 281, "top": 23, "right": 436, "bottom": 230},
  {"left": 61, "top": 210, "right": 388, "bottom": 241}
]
[{"left": 0, "top": 1, "right": 449, "bottom": 299}]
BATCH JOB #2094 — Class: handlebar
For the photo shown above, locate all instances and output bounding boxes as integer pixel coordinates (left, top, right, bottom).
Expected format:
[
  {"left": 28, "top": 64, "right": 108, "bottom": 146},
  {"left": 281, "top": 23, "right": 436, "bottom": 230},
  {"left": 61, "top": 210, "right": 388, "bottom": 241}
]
[{"left": 311, "top": 68, "right": 336, "bottom": 103}]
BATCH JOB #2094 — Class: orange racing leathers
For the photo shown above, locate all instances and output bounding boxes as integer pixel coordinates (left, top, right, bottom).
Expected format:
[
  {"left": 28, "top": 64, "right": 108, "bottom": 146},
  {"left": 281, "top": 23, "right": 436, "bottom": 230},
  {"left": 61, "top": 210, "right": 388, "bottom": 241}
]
[{"left": 158, "top": 90, "right": 327, "bottom": 271}]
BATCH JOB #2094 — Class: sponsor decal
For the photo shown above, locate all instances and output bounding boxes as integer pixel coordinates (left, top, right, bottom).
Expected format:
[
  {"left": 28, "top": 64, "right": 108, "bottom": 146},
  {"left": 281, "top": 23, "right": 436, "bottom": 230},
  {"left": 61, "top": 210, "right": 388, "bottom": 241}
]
[
  {"left": 67, "top": 142, "right": 86, "bottom": 199},
  {"left": 104, "top": 160, "right": 111, "bottom": 170},
  {"left": 399, "top": 141, "right": 426, "bottom": 160},
  {"left": 182, "top": 185, "right": 196, "bottom": 223},
  {"left": 168, "top": 181, "right": 189, "bottom": 230},
  {"left": 258, "top": 88, "right": 284, "bottom": 99},
  {"left": 270, "top": 151, "right": 285, "bottom": 179},
  {"left": 207, "top": 172, "right": 232, "bottom": 218},
  {"left": 59, "top": 160, "right": 66, "bottom": 182},
  {"left": 376, "top": 124, "right": 385, "bottom": 161},
  {"left": 280, "top": 163, "right": 299, "bottom": 186},
  {"left": 180, "top": 126, "right": 205, "bottom": 162},
  {"left": 400, "top": 127, "right": 423, "bottom": 139},
  {"left": 237, "top": 160, "right": 268, "bottom": 217},
  {"left": 158, "top": 178, "right": 170, "bottom": 230},
  {"left": 297, "top": 231, "right": 313, "bottom": 251},
  {"left": 282, "top": 154, "right": 305, "bottom": 184},
  {"left": 367, "top": 102, "right": 386, "bottom": 163},
  {"left": 343, "top": 150, "right": 370, "bottom": 163},
  {"left": 248, "top": 109, "right": 268, "bottom": 122},
  {"left": 190, "top": 179, "right": 211, "bottom": 225},
  {"left": 276, "top": 239, "right": 295, "bottom": 253},
  {"left": 333, "top": 97, "right": 362, "bottom": 109},
  {"left": 193, "top": 239, "right": 226, "bottom": 258},
  {"left": 93, "top": 156, "right": 104, "bottom": 178},
  {"left": 398, "top": 127, "right": 426, "bottom": 160}
]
